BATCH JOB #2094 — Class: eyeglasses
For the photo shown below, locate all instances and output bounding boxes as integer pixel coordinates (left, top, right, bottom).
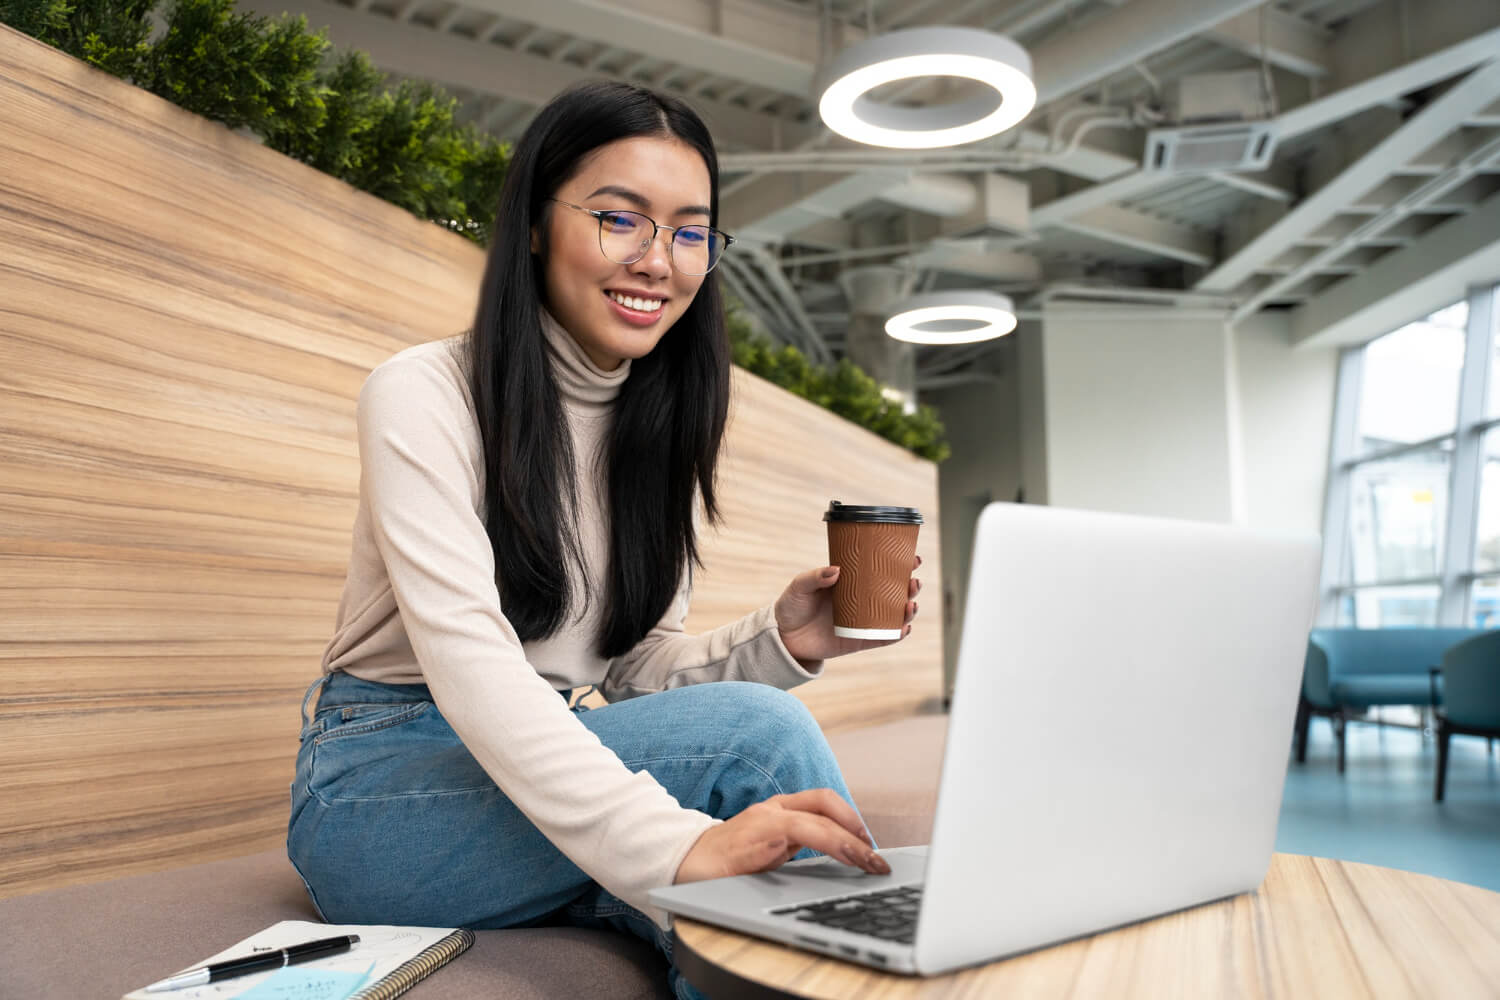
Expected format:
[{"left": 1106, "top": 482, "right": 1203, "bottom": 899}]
[{"left": 546, "top": 198, "right": 735, "bottom": 276}]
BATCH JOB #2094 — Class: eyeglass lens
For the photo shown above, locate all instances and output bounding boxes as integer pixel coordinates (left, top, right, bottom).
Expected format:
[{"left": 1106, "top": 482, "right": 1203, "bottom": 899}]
[{"left": 598, "top": 211, "right": 725, "bottom": 275}]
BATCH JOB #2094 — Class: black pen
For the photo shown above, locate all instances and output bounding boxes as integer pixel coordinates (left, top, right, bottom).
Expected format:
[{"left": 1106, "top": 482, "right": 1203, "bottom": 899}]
[{"left": 144, "top": 934, "right": 361, "bottom": 992}]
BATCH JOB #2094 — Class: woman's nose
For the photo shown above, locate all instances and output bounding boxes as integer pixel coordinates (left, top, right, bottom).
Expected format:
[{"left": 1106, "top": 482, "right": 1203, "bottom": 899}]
[{"left": 631, "top": 229, "right": 673, "bottom": 278}]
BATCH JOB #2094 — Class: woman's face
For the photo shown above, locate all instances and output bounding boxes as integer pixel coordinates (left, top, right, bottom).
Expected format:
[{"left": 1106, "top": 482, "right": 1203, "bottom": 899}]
[{"left": 534, "top": 135, "right": 713, "bottom": 371}]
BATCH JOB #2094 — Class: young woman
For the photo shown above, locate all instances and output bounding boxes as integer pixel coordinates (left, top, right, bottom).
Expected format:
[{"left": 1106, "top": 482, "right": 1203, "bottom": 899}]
[{"left": 287, "top": 79, "right": 922, "bottom": 999}]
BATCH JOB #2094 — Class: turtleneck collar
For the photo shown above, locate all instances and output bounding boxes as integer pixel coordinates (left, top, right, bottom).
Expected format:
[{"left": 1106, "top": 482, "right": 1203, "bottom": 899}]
[{"left": 540, "top": 306, "right": 630, "bottom": 414}]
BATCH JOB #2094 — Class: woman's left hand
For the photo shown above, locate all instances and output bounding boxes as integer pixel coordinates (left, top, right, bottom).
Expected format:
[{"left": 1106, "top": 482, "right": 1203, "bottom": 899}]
[{"left": 775, "top": 556, "right": 921, "bottom": 664}]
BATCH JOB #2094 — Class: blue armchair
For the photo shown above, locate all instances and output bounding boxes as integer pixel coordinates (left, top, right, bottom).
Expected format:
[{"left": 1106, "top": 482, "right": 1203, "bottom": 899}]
[
  {"left": 1434, "top": 631, "right": 1500, "bottom": 801},
  {"left": 1296, "top": 628, "right": 1485, "bottom": 773}
]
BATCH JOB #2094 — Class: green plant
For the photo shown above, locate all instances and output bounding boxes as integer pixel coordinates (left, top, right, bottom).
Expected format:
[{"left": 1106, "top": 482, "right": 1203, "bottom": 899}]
[
  {"left": 727, "top": 301, "right": 950, "bottom": 463},
  {"left": 4, "top": 0, "right": 508, "bottom": 246}
]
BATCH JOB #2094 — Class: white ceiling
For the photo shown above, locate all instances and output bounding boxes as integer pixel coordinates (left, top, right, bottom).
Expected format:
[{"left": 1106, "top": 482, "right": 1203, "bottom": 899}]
[{"left": 237, "top": 0, "right": 1500, "bottom": 386}]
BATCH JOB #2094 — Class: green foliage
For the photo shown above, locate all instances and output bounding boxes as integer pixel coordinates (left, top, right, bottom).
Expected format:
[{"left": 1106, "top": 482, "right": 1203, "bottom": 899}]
[
  {"left": 726, "top": 301, "right": 951, "bottom": 463},
  {"left": 147, "top": 0, "right": 327, "bottom": 138},
  {"left": 4, "top": 0, "right": 507, "bottom": 247},
  {"left": 0, "top": 0, "right": 74, "bottom": 40}
]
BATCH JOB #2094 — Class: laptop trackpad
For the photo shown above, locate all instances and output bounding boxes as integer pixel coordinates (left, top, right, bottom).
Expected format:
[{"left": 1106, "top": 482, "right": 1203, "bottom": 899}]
[
  {"left": 739, "top": 845, "right": 928, "bottom": 903},
  {"left": 650, "top": 846, "right": 929, "bottom": 916}
]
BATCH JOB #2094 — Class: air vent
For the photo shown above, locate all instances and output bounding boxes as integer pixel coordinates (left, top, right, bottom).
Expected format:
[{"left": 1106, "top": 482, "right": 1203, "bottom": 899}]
[{"left": 1143, "top": 123, "right": 1278, "bottom": 174}]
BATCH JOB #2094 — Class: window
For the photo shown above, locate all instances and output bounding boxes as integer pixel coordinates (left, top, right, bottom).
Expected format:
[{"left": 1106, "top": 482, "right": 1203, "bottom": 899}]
[
  {"left": 1474, "top": 429, "right": 1500, "bottom": 574},
  {"left": 1338, "top": 586, "right": 1441, "bottom": 628},
  {"left": 1347, "top": 449, "right": 1450, "bottom": 584},
  {"left": 1356, "top": 301, "right": 1466, "bottom": 453},
  {"left": 1471, "top": 577, "right": 1500, "bottom": 628},
  {"left": 1323, "top": 288, "right": 1499, "bottom": 628}
]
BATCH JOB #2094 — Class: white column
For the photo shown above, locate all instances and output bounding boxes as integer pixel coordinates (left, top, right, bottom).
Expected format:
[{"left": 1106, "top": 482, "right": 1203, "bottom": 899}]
[{"left": 840, "top": 266, "right": 917, "bottom": 414}]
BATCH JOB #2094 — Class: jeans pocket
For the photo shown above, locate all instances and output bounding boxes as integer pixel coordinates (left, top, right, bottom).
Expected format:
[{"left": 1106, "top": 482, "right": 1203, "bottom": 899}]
[{"left": 312, "top": 702, "right": 430, "bottom": 746}]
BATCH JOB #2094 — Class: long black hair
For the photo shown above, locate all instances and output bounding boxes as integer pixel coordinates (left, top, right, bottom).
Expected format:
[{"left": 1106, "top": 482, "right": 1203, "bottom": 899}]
[{"left": 459, "top": 80, "right": 731, "bottom": 660}]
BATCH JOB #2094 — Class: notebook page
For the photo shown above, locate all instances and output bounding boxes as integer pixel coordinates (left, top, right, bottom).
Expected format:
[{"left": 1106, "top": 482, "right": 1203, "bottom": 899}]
[{"left": 122, "top": 920, "right": 458, "bottom": 1000}]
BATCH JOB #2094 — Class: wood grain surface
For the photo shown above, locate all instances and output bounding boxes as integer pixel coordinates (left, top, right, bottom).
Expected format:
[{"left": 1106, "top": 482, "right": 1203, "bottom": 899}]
[
  {"left": 674, "top": 854, "right": 1500, "bottom": 998},
  {"left": 0, "top": 25, "right": 941, "bottom": 898}
]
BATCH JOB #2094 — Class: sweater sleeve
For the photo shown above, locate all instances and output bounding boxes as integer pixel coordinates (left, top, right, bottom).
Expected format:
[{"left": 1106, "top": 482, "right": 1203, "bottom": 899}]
[
  {"left": 602, "top": 563, "right": 826, "bottom": 703},
  {"left": 355, "top": 357, "right": 717, "bottom": 930}
]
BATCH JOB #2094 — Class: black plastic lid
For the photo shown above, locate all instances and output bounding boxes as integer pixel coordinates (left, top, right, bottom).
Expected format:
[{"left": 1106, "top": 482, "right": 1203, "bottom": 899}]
[{"left": 823, "top": 500, "right": 923, "bottom": 524}]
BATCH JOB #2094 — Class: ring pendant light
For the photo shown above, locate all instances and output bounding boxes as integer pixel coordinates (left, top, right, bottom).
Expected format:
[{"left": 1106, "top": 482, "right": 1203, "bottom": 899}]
[
  {"left": 817, "top": 27, "right": 1036, "bottom": 149},
  {"left": 885, "top": 291, "right": 1018, "bottom": 345}
]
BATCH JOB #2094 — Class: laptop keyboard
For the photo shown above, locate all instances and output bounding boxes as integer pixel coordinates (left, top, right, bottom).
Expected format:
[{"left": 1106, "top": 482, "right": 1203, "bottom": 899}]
[{"left": 770, "top": 885, "right": 922, "bottom": 944}]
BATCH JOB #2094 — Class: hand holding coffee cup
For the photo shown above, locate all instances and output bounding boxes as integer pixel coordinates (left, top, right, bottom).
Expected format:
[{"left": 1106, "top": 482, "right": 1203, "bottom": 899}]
[{"left": 772, "top": 500, "right": 922, "bottom": 662}]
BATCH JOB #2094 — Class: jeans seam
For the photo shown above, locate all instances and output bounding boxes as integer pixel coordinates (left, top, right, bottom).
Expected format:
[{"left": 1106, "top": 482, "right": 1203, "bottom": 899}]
[
  {"left": 621, "top": 750, "right": 790, "bottom": 797},
  {"left": 311, "top": 784, "right": 498, "bottom": 803}
]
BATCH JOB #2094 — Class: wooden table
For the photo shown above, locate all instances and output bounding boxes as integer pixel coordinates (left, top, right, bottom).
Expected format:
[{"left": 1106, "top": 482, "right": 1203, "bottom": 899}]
[{"left": 672, "top": 854, "right": 1500, "bottom": 998}]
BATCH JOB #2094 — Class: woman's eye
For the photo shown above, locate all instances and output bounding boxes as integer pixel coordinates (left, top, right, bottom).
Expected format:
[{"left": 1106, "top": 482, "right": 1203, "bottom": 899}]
[
  {"left": 602, "top": 213, "right": 639, "bottom": 230},
  {"left": 678, "top": 228, "right": 708, "bottom": 245}
]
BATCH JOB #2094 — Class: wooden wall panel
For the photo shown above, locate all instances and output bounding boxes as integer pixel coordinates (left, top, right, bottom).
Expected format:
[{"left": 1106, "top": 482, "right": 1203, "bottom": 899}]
[{"left": 0, "top": 25, "right": 941, "bottom": 899}]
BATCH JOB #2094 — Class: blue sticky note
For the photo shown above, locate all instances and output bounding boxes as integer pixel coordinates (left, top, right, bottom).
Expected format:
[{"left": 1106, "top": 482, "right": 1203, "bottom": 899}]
[{"left": 232, "top": 962, "right": 373, "bottom": 1000}]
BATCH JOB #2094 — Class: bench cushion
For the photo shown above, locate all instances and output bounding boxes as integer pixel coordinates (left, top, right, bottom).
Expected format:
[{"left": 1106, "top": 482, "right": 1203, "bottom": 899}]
[
  {"left": 1330, "top": 673, "right": 1442, "bottom": 708},
  {"left": 0, "top": 712, "right": 949, "bottom": 998},
  {"left": 0, "top": 848, "right": 672, "bottom": 999},
  {"left": 828, "top": 713, "right": 947, "bottom": 848}
]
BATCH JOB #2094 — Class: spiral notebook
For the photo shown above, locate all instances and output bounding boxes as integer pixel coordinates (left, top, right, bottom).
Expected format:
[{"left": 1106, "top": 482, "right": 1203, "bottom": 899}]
[{"left": 122, "top": 920, "right": 474, "bottom": 1000}]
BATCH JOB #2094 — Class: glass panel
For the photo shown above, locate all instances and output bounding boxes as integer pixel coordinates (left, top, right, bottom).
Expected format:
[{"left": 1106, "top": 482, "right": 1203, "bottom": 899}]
[
  {"left": 1475, "top": 429, "right": 1500, "bottom": 573},
  {"left": 1471, "top": 577, "right": 1500, "bottom": 628},
  {"left": 1489, "top": 288, "right": 1500, "bottom": 417},
  {"left": 1347, "top": 448, "right": 1450, "bottom": 584},
  {"left": 1356, "top": 300, "right": 1466, "bottom": 455},
  {"left": 1340, "top": 585, "right": 1441, "bottom": 627}
]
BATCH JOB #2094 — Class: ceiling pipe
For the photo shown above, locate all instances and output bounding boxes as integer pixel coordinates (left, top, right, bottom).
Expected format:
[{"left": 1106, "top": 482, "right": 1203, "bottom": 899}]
[{"left": 1026, "top": 0, "right": 1264, "bottom": 106}]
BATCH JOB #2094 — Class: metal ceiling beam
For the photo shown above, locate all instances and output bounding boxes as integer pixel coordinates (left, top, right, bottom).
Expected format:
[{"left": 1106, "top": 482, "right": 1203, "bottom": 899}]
[
  {"left": 440, "top": 0, "right": 847, "bottom": 97},
  {"left": 1203, "top": 6, "right": 1332, "bottom": 78},
  {"left": 1198, "top": 60, "right": 1500, "bottom": 294},
  {"left": 233, "top": 0, "right": 815, "bottom": 152},
  {"left": 1208, "top": 171, "right": 1294, "bottom": 202},
  {"left": 1289, "top": 189, "right": 1500, "bottom": 348},
  {"left": 1029, "top": 0, "right": 1500, "bottom": 227},
  {"left": 1026, "top": 0, "right": 1264, "bottom": 107},
  {"left": 1030, "top": 171, "right": 1173, "bottom": 228},
  {"left": 1276, "top": 5, "right": 1500, "bottom": 140},
  {"left": 1236, "top": 127, "right": 1500, "bottom": 319},
  {"left": 1051, "top": 203, "right": 1215, "bottom": 266}
]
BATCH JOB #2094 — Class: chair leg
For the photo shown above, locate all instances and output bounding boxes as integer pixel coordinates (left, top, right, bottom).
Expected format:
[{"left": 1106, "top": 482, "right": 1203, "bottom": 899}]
[
  {"left": 1334, "top": 710, "right": 1346, "bottom": 775},
  {"left": 1436, "top": 725, "right": 1451, "bottom": 802},
  {"left": 1293, "top": 697, "right": 1311, "bottom": 764}
]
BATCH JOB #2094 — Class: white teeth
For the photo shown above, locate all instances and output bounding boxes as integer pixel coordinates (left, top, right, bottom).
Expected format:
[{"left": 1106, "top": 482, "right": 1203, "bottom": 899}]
[{"left": 609, "top": 291, "right": 662, "bottom": 312}]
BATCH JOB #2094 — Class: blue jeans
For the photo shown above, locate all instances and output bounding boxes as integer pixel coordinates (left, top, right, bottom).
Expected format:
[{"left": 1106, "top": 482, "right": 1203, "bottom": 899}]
[{"left": 287, "top": 671, "right": 862, "bottom": 1000}]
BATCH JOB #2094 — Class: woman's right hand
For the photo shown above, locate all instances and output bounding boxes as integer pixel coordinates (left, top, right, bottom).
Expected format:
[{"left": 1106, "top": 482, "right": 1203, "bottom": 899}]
[{"left": 673, "top": 789, "right": 891, "bottom": 883}]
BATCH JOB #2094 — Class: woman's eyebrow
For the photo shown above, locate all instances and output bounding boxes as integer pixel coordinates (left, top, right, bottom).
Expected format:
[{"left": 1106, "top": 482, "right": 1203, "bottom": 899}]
[{"left": 586, "top": 184, "right": 710, "bottom": 217}]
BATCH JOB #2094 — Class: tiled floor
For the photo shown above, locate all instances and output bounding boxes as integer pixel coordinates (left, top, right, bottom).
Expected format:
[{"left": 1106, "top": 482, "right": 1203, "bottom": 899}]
[{"left": 1276, "top": 715, "right": 1500, "bottom": 892}]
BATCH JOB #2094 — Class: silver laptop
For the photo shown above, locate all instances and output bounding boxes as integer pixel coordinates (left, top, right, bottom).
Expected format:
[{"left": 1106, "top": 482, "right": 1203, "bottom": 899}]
[{"left": 649, "top": 501, "right": 1321, "bottom": 976}]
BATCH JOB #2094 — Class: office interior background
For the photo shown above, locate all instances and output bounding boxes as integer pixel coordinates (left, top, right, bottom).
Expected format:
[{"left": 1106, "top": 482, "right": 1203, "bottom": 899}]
[{"left": 4, "top": 0, "right": 1499, "bottom": 917}]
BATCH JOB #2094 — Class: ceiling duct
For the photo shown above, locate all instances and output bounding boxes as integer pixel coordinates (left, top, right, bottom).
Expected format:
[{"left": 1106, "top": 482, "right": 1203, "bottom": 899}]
[
  {"left": 1144, "top": 123, "right": 1278, "bottom": 173},
  {"left": 1145, "top": 69, "right": 1278, "bottom": 174},
  {"left": 875, "top": 173, "right": 978, "bottom": 217}
]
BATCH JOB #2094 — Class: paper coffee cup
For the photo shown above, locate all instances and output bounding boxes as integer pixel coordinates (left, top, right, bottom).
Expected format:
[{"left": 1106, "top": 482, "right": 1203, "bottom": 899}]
[{"left": 824, "top": 500, "right": 923, "bottom": 639}]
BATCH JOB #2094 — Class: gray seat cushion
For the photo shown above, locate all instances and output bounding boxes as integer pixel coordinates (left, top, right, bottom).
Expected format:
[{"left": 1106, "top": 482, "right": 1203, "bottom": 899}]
[
  {"left": 0, "top": 712, "right": 949, "bottom": 998},
  {"left": 0, "top": 851, "right": 671, "bottom": 999},
  {"left": 828, "top": 714, "right": 947, "bottom": 848}
]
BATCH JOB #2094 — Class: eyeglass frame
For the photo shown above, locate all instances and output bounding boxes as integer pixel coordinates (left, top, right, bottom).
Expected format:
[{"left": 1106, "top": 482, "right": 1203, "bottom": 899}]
[{"left": 545, "top": 198, "right": 735, "bottom": 275}]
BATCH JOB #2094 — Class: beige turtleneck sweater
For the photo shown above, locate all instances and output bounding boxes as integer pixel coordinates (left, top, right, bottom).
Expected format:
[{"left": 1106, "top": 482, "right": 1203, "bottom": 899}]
[{"left": 319, "top": 308, "right": 823, "bottom": 928}]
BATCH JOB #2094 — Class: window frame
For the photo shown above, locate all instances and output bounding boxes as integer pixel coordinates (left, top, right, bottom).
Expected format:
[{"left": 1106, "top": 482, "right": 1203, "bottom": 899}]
[{"left": 1319, "top": 283, "right": 1499, "bottom": 627}]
